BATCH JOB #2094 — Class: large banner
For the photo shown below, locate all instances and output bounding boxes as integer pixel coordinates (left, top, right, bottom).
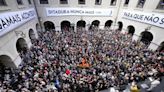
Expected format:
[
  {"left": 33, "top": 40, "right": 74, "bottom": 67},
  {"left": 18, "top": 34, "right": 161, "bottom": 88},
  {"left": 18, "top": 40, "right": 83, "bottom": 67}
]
[
  {"left": 122, "top": 10, "right": 164, "bottom": 28},
  {"left": 0, "top": 8, "right": 36, "bottom": 37},
  {"left": 46, "top": 7, "right": 113, "bottom": 17}
]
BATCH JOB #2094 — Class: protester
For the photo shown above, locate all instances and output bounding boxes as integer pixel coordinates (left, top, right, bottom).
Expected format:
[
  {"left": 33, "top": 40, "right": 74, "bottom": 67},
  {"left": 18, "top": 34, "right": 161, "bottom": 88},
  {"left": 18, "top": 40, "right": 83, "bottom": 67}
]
[{"left": 0, "top": 27, "right": 163, "bottom": 92}]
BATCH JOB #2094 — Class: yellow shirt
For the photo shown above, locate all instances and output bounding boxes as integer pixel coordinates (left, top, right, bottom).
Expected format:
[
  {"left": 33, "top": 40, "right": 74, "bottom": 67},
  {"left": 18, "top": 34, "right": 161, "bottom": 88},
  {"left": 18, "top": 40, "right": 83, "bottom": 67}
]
[{"left": 130, "top": 85, "right": 139, "bottom": 92}]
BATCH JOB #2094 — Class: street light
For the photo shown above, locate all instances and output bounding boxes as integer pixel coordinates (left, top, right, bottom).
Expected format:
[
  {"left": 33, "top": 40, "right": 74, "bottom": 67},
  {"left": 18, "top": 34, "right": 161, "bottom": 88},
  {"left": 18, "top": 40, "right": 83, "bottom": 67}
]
[{"left": 113, "top": 0, "right": 122, "bottom": 31}]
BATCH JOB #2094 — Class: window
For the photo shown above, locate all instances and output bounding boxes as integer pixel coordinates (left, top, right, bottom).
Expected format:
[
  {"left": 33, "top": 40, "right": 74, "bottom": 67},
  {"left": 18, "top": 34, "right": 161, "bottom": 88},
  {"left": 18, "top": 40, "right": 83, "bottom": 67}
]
[
  {"left": 28, "top": 0, "right": 32, "bottom": 4},
  {"left": 136, "top": 0, "right": 146, "bottom": 8},
  {"left": 40, "top": 0, "right": 48, "bottom": 4},
  {"left": 110, "top": 0, "right": 117, "bottom": 6},
  {"left": 124, "top": 0, "right": 129, "bottom": 6},
  {"left": 16, "top": 0, "right": 23, "bottom": 5},
  {"left": 60, "top": 0, "right": 68, "bottom": 4},
  {"left": 95, "top": 0, "right": 102, "bottom": 5},
  {"left": 0, "top": 0, "right": 7, "bottom": 6},
  {"left": 78, "top": 0, "right": 85, "bottom": 4},
  {"left": 156, "top": 0, "right": 164, "bottom": 9}
]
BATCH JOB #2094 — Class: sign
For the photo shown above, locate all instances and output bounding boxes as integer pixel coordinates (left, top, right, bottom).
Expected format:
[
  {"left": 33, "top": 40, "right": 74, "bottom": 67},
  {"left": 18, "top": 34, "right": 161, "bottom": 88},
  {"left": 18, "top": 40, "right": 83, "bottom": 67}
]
[
  {"left": 46, "top": 7, "right": 113, "bottom": 16},
  {"left": 122, "top": 10, "right": 164, "bottom": 28},
  {"left": 0, "top": 8, "right": 36, "bottom": 37}
]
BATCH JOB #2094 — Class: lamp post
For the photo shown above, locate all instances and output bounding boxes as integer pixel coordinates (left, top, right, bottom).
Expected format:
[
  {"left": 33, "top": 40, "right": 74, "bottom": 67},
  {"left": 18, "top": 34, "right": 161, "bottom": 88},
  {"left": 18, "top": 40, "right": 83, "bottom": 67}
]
[
  {"left": 113, "top": 0, "right": 122, "bottom": 31},
  {"left": 71, "top": 23, "right": 75, "bottom": 31},
  {"left": 33, "top": 0, "right": 43, "bottom": 32}
]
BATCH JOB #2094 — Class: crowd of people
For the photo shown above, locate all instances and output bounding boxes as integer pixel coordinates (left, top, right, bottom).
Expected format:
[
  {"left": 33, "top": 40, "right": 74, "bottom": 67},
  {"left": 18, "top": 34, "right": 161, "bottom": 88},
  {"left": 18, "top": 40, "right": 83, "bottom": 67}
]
[{"left": 0, "top": 27, "right": 164, "bottom": 92}]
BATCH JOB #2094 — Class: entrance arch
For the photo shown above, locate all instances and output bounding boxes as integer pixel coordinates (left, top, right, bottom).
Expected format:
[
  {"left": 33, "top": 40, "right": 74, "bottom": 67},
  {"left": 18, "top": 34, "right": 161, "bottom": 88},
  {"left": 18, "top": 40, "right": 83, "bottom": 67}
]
[
  {"left": 61, "top": 20, "right": 71, "bottom": 31},
  {"left": 127, "top": 25, "right": 135, "bottom": 35},
  {"left": 16, "top": 38, "right": 28, "bottom": 53},
  {"left": 29, "top": 29, "right": 36, "bottom": 40},
  {"left": 77, "top": 20, "right": 86, "bottom": 28},
  {"left": 158, "top": 41, "right": 164, "bottom": 52},
  {"left": 0, "top": 55, "right": 15, "bottom": 68},
  {"left": 117, "top": 21, "right": 123, "bottom": 31},
  {"left": 105, "top": 20, "right": 113, "bottom": 28},
  {"left": 140, "top": 31, "right": 153, "bottom": 45},
  {"left": 44, "top": 21, "right": 55, "bottom": 31},
  {"left": 91, "top": 20, "right": 100, "bottom": 27}
]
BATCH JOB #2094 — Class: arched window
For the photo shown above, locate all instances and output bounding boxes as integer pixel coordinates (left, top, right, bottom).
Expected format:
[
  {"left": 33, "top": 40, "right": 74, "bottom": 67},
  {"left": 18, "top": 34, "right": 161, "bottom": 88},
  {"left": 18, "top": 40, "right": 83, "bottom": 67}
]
[
  {"left": 16, "top": 38, "right": 28, "bottom": 53},
  {"left": 61, "top": 20, "right": 71, "bottom": 31},
  {"left": 44, "top": 21, "right": 55, "bottom": 31},
  {"left": 117, "top": 21, "right": 123, "bottom": 31},
  {"left": 140, "top": 31, "right": 153, "bottom": 45},
  {"left": 105, "top": 20, "right": 113, "bottom": 28},
  {"left": 0, "top": 55, "right": 15, "bottom": 68},
  {"left": 127, "top": 25, "right": 135, "bottom": 35},
  {"left": 77, "top": 20, "right": 86, "bottom": 28}
]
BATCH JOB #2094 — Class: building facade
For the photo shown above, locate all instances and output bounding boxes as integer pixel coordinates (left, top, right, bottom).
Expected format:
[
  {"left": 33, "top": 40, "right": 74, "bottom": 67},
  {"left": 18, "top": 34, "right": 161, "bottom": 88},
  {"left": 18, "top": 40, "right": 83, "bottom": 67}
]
[
  {"left": 0, "top": 0, "right": 39, "bottom": 68},
  {"left": 35, "top": 0, "right": 164, "bottom": 50},
  {"left": 0, "top": 0, "right": 164, "bottom": 67}
]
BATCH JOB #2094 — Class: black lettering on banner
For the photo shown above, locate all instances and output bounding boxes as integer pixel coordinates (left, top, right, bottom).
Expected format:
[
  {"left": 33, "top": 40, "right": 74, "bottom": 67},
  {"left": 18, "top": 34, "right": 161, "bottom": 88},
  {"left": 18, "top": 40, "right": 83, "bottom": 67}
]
[
  {"left": 12, "top": 16, "right": 17, "bottom": 23},
  {"left": 127, "top": 12, "right": 130, "bottom": 17},
  {"left": 110, "top": 11, "right": 112, "bottom": 16},
  {"left": 126, "top": 12, "right": 129, "bottom": 17},
  {"left": 70, "top": 10, "right": 74, "bottom": 13},
  {"left": 144, "top": 15, "right": 150, "bottom": 21},
  {"left": 82, "top": 10, "right": 84, "bottom": 14},
  {"left": 22, "top": 11, "right": 33, "bottom": 20},
  {"left": 159, "top": 18, "right": 164, "bottom": 24},
  {"left": 0, "top": 22, "right": 2, "bottom": 29},
  {"left": 15, "top": 14, "right": 21, "bottom": 21},
  {"left": 148, "top": 14, "right": 154, "bottom": 22},
  {"left": 1, "top": 19, "right": 8, "bottom": 28},
  {"left": 124, "top": 12, "right": 127, "bottom": 17},
  {"left": 66, "top": 10, "right": 69, "bottom": 13},
  {"left": 5, "top": 17, "right": 13, "bottom": 26},
  {"left": 153, "top": 17, "right": 159, "bottom": 23},
  {"left": 55, "top": 10, "right": 58, "bottom": 14},
  {"left": 48, "top": 10, "right": 51, "bottom": 14},
  {"left": 133, "top": 14, "right": 138, "bottom": 19},
  {"left": 140, "top": 15, "right": 144, "bottom": 20},
  {"left": 129, "top": 13, "right": 133, "bottom": 18},
  {"left": 63, "top": 10, "right": 66, "bottom": 13},
  {"left": 144, "top": 14, "right": 154, "bottom": 22}
]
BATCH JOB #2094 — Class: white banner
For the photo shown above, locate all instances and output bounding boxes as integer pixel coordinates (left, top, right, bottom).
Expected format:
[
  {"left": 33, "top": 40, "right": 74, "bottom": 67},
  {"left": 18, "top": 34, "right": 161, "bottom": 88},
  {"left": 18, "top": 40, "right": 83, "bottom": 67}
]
[
  {"left": 46, "top": 7, "right": 113, "bottom": 16},
  {"left": 122, "top": 10, "right": 164, "bottom": 28},
  {"left": 0, "top": 8, "right": 36, "bottom": 37}
]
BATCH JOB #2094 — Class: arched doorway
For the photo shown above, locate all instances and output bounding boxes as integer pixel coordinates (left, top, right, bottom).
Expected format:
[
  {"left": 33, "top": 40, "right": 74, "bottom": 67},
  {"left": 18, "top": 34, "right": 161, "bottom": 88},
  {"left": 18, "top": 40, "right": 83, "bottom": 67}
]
[
  {"left": 105, "top": 20, "right": 113, "bottom": 28},
  {"left": 140, "top": 31, "right": 153, "bottom": 45},
  {"left": 91, "top": 20, "right": 100, "bottom": 27},
  {"left": 158, "top": 41, "right": 164, "bottom": 52},
  {"left": 127, "top": 25, "right": 135, "bottom": 35},
  {"left": 117, "top": 21, "right": 123, "bottom": 31},
  {"left": 29, "top": 29, "right": 36, "bottom": 40},
  {"left": 61, "top": 20, "right": 71, "bottom": 31},
  {"left": 90, "top": 20, "right": 100, "bottom": 30},
  {"left": 44, "top": 21, "right": 55, "bottom": 31},
  {"left": 0, "top": 55, "right": 15, "bottom": 68},
  {"left": 77, "top": 20, "right": 86, "bottom": 28},
  {"left": 16, "top": 38, "right": 28, "bottom": 53}
]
